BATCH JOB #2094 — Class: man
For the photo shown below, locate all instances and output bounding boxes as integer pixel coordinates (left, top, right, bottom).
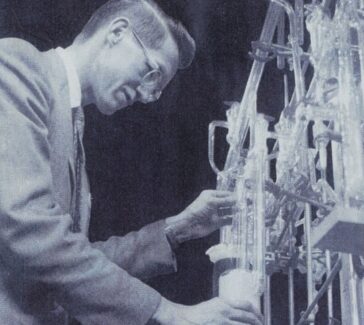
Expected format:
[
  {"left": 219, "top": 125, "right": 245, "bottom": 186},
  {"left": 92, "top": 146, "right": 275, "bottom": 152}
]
[{"left": 0, "top": 0, "right": 263, "bottom": 324}]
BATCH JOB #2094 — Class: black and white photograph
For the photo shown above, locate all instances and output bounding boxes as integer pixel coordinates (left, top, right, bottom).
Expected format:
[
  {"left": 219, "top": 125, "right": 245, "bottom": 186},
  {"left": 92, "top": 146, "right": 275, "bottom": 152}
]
[{"left": 0, "top": 0, "right": 363, "bottom": 324}]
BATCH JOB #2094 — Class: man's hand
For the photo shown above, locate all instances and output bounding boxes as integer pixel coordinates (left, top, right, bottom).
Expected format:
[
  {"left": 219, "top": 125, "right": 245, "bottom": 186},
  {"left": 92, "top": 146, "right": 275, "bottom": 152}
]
[
  {"left": 151, "top": 297, "right": 263, "bottom": 325},
  {"left": 165, "top": 190, "right": 236, "bottom": 245}
]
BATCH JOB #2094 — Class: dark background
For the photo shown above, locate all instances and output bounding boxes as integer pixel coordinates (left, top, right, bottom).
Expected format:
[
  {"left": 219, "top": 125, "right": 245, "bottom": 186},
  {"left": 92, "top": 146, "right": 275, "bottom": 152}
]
[{"left": 0, "top": 1, "right": 340, "bottom": 323}]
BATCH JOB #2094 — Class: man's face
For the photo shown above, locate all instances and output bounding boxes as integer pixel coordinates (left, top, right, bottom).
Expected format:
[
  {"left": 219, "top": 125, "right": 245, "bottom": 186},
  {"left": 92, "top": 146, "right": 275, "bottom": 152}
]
[{"left": 90, "top": 23, "right": 179, "bottom": 115}]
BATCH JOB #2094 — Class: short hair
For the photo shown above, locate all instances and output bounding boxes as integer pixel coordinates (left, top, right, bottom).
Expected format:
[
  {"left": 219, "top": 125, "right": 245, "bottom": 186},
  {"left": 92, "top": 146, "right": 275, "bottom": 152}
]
[{"left": 74, "top": 0, "right": 196, "bottom": 69}]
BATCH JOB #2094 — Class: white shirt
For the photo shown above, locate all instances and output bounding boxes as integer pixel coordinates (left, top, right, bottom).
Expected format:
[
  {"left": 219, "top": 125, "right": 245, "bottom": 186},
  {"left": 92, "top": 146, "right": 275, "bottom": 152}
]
[{"left": 55, "top": 47, "right": 82, "bottom": 109}]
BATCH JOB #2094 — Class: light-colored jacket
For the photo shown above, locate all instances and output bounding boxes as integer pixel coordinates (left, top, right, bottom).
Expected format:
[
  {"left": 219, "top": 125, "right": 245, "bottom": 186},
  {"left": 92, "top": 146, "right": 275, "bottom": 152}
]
[{"left": 0, "top": 38, "right": 176, "bottom": 325}]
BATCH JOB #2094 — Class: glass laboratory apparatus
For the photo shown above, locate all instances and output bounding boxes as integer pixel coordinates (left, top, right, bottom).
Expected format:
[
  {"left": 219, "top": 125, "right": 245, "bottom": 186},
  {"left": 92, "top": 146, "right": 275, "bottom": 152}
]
[
  {"left": 208, "top": 0, "right": 364, "bottom": 323},
  {"left": 207, "top": 114, "right": 269, "bottom": 310}
]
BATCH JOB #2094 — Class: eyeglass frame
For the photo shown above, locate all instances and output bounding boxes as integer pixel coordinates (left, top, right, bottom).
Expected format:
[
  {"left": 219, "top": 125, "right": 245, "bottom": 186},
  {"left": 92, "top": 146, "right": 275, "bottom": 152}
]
[{"left": 130, "top": 27, "right": 163, "bottom": 103}]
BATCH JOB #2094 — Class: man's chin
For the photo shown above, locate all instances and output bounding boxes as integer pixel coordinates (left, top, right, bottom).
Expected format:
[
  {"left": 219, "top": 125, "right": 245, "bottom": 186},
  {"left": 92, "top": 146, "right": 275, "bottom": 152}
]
[{"left": 98, "top": 102, "right": 128, "bottom": 115}]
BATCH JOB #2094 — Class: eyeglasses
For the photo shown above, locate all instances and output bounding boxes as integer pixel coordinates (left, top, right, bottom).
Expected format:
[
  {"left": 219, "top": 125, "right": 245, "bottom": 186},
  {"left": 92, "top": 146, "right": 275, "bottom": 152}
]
[{"left": 131, "top": 28, "right": 163, "bottom": 103}]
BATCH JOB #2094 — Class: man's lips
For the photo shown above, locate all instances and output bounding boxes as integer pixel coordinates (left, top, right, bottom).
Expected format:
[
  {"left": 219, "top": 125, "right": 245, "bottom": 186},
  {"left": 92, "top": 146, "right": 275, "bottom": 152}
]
[{"left": 117, "top": 87, "right": 136, "bottom": 107}]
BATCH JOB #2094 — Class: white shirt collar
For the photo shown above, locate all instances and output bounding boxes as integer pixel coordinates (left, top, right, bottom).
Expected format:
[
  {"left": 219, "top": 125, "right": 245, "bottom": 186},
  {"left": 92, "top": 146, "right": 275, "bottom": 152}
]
[{"left": 55, "top": 47, "right": 82, "bottom": 108}]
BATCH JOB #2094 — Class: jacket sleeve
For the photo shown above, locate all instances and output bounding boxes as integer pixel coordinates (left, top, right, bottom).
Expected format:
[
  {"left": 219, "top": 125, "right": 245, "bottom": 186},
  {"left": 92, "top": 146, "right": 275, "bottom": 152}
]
[
  {"left": 91, "top": 219, "right": 177, "bottom": 279},
  {"left": 0, "top": 39, "right": 161, "bottom": 325}
]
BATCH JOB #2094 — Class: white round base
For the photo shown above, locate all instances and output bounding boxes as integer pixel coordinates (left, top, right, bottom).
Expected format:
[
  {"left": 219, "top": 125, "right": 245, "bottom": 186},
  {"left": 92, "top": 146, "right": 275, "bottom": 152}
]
[{"left": 219, "top": 269, "right": 262, "bottom": 310}]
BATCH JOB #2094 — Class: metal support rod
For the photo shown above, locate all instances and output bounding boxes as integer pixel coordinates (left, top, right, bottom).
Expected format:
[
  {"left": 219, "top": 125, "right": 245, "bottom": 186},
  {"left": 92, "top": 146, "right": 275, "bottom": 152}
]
[
  {"left": 277, "top": 12, "right": 286, "bottom": 69},
  {"left": 295, "top": 0, "right": 304, "bottom": 45},
  {"left": 264, "top": 276, "right": 272, "bottom": 325},
  {"left": 288, "top": 219, "right": 295, "bottom": 325},
  {"left": 325, "top": 250, "right": 334, "bottom": 320},
  {"left": 359, "top": 277, "right": 364, "bottom": 321},
  {"left": 288, "top": 266, "right": 295, "bottom": 325},
  {"left": 339, "top": 253, "right": 364, "bottom": 325},
  {"left": 284, "top": 74, "right": 289, "bottom": 107},
  {"left": 288, "top": 267, "right": 295, "bottom": 325},
  {"left": 320, "top": 164, "right": 335, "bottom": 321},
  {"left": 348, "top": 254, "right": 361, "bottom": 324},
  {"left": 304, "top": 203, "right": 315, "bottom": 323},
  {"left": 297, "top": 258, "right": 342, "bottom": 325}
]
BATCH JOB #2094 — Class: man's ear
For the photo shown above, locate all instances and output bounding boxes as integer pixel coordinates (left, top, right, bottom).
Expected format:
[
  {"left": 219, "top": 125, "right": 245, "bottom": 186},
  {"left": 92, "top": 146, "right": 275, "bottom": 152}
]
[{"left": 106, "top": 17, "right": 130, "bottom": 46}]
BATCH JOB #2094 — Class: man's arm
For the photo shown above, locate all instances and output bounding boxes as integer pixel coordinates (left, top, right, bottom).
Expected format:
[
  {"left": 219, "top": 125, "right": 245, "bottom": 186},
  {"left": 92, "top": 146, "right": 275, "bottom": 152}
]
[
  {"left": 91, "top": 219, "right": 177, "bottom": 279},
  {"left": 91, "top": 190, "right": 235, "bottom": 279}
]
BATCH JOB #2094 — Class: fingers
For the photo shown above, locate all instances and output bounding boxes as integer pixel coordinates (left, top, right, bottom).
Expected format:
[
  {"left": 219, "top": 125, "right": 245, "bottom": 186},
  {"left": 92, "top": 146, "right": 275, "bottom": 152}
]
[
  {"left": 235, "top": 301, "right": 263, "bottom": 320},
  {"left": 198, "top": 190, "right": 236, "bottom": 205},
  {"left": 229, "top": 309, "right": 263, "bottom": 325},
  {"left": 221, "top": 299, "right": 263, "bottom": 325},
  {"left": 212, "top": 196, "right": 236, "bottom": 207},
  {"left": 211, "top": 190, "right": 235, "bottom": 198},
  {"left": 201, "top": 189, "right": 235, "bottom": 198},
  {"left": 199, "top": 190, "right": 237, "bottom": 218},
  {"left": 201, "top": 190, "right": 236, "bottom": 206}
]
